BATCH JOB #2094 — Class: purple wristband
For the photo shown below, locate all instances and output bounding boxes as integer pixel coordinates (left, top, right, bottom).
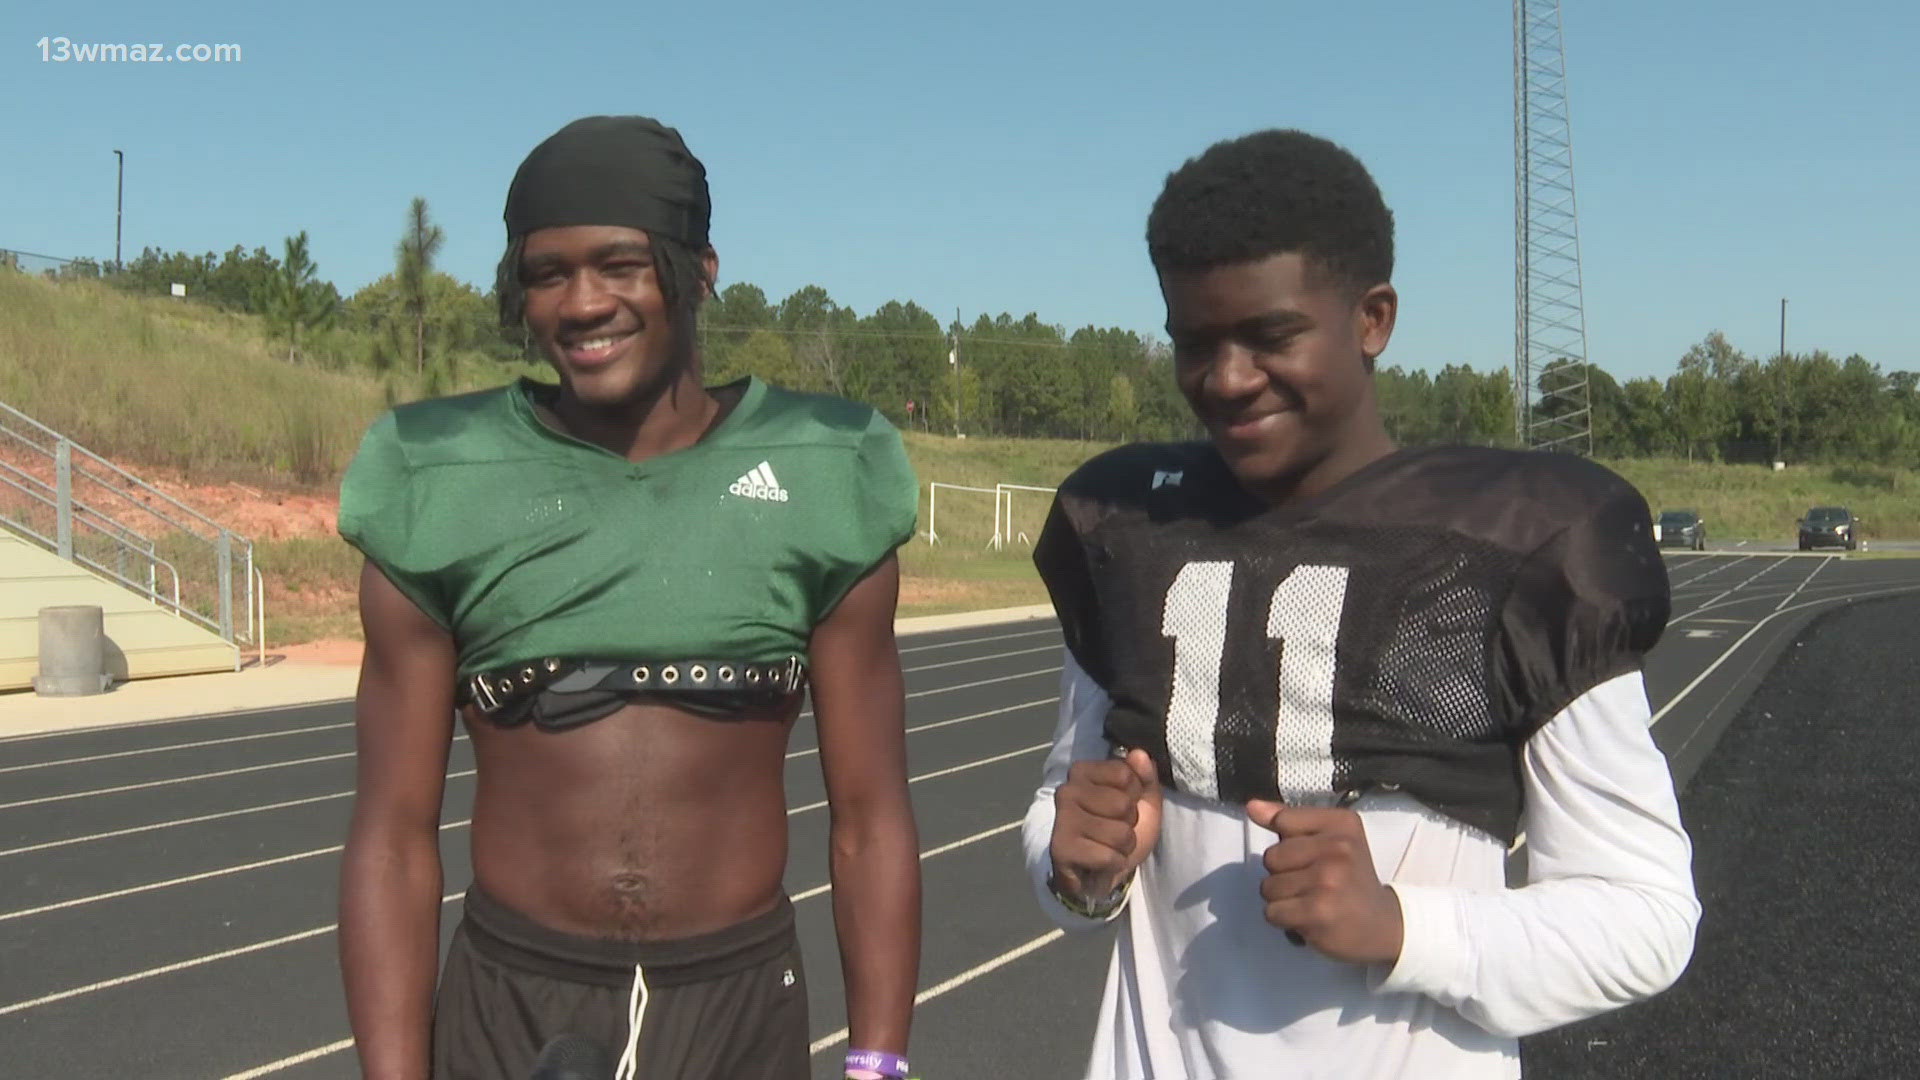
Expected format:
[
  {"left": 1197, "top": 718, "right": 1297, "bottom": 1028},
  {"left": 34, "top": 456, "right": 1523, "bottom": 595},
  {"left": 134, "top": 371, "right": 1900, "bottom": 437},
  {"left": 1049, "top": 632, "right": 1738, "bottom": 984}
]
[{"left": 845, "top": 1049, "right": 910, "bottom": 1078}]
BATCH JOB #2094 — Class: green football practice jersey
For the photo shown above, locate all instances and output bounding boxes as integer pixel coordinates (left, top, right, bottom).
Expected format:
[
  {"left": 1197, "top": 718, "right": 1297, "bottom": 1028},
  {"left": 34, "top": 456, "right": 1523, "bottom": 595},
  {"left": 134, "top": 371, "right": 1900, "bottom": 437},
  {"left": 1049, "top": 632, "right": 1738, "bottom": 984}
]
[{"left": 338, "top": 376, "right": 917, "bottom": 676}]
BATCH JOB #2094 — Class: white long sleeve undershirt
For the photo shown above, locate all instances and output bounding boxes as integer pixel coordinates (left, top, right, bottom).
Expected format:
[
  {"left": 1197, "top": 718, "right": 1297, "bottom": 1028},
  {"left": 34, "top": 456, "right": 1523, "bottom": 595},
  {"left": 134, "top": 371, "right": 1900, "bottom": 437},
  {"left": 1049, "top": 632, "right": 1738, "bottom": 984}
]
[{"left": 1021, "top": 653, "right": 1699, "bottom": 1080}]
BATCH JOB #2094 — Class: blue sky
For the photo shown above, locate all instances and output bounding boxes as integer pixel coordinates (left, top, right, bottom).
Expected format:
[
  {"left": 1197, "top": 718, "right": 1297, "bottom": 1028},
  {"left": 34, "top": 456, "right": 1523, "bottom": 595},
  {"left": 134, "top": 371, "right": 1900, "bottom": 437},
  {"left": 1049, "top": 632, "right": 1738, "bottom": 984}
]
[{"left": 5, "top": 0, "right": 1914, "bottom": 382}]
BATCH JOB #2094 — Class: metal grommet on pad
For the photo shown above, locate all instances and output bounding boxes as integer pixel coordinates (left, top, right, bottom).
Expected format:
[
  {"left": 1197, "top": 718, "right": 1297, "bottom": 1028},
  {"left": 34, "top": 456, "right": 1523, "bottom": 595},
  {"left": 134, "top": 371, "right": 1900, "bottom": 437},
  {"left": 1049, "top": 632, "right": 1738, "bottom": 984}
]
[
  {"left": 633, "top": 666, "right": 650, "bottom": 683},
  {"left": 718, "top": 665, "right": 736, "bottom": 682},
  {"left": 690, "top": 664, "right": 708, "bottom": 682},
  {"left": 747, "top": 669, "right": 763, "bottom": 685},
  {"left": 544, "top": 658, "right": 561, "bottom": 673},
  {"left": 519, "top": 667, "right": 536, "bottom": 684},
  {"left": 662, "top": 666, "right": 680, "bottom": 684},
  {"left": 496, "top": 678, "right": 515, "bottom": 694}
]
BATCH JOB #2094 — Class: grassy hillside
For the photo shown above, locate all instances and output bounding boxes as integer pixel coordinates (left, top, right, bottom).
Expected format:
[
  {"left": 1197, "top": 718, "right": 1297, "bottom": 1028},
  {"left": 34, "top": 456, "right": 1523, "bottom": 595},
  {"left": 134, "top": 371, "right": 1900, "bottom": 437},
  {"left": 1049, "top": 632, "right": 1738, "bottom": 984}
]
[
  {"left": 0, "top": 272, "right": 383, "bottom": 485},
  {"left": 4, "top": 274, "right": 1915, "bottom": 644}
]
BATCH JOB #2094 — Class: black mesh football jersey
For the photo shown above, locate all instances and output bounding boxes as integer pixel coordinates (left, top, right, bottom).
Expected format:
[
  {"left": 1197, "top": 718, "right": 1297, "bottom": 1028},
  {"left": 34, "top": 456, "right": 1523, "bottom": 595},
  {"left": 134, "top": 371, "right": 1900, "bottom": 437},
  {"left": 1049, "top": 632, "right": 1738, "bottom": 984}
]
[{"left": 1032, "top": 442, "right": 1670, "bottom": 841}]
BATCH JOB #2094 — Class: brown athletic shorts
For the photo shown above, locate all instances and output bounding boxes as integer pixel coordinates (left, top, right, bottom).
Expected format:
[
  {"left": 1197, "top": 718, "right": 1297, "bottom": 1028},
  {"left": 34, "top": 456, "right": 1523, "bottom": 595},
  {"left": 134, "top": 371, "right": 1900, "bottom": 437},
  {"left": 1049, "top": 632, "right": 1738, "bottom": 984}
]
[{"left": 431, "top": 885, "right": 809, "bottom": 1080}]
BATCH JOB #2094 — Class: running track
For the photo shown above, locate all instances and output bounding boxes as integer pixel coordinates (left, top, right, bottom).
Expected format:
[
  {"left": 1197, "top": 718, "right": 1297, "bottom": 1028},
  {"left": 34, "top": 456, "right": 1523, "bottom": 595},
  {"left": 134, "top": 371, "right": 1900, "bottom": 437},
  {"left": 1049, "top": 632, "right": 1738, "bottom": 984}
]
[{"left": 3, "top": 552, "right": 1917, "bottom": 1078}]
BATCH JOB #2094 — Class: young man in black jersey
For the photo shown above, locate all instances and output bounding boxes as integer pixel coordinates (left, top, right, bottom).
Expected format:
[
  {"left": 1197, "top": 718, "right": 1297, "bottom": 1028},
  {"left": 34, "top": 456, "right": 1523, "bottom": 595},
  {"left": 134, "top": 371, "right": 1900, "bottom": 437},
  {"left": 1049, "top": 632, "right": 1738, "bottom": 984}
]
[{"left": 1024, "top": 130, "right": 1699, "bottom": 1077}]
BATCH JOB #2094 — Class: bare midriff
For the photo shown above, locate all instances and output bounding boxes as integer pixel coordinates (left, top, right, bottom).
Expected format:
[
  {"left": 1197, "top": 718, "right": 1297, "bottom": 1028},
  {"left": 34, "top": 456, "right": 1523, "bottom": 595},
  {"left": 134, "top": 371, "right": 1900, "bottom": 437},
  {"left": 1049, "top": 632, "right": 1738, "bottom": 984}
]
[{"left": 460, "top": 692, "right": 803, "bottom": 942}]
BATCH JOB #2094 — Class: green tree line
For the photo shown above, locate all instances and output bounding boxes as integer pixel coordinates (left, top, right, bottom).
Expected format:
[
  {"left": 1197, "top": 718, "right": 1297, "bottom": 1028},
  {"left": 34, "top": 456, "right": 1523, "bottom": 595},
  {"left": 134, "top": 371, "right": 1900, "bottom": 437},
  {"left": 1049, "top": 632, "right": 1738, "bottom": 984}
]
[
  {"left": 1535, "top": 333, "right": 1920, "bottom": 465},
  {"left": 19, "top": 218, "right": 1918, "bottom": 462}
]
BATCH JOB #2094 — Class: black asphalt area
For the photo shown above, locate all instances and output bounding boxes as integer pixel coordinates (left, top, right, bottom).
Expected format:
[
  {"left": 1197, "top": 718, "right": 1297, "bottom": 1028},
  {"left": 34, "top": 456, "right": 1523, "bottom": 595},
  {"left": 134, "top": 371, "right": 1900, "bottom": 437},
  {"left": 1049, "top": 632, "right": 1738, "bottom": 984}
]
[{"left": 3, "top": 553, "right": 1917, "bottom": 1078}]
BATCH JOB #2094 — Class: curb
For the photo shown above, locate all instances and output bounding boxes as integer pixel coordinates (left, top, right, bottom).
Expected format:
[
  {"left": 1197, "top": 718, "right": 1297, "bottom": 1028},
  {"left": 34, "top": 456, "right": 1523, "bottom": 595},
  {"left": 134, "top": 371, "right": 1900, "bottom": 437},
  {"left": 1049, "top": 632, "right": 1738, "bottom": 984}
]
[{"left": 894, "top": 604, "right": 1056, "bottom": 635}]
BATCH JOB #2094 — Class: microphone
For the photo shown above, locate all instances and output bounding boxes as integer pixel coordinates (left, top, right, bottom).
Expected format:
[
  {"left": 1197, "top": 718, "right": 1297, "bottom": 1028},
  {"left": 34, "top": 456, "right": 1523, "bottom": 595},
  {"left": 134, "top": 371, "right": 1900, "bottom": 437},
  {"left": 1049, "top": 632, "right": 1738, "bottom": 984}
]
[{"left": 528, "top": 1034, "right": 614, "bottom": 1080}]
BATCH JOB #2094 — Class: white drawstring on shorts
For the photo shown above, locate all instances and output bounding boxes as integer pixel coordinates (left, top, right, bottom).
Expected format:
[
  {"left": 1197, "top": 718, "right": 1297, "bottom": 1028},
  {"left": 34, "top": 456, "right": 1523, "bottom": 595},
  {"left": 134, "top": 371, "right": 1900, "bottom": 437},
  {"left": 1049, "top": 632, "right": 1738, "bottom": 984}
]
[{"left": 613, "top": 963, "right": 650, "bottom": 1080}]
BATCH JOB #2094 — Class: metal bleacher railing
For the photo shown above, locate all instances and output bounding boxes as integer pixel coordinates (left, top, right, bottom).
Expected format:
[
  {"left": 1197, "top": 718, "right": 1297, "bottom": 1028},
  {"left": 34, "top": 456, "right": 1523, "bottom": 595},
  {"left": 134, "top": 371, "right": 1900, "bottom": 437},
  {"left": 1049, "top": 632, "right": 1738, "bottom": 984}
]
[{"left": 0, "top": 398, "right": 264, "bottom": 667}]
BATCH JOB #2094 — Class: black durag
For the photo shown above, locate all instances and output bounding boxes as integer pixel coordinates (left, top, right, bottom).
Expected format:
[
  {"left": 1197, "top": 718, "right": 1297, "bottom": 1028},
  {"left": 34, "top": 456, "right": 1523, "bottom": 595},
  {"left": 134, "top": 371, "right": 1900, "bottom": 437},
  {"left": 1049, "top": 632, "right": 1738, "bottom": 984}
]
[{"left": 504, "top": 115, "right": 710, "bottom": 248}]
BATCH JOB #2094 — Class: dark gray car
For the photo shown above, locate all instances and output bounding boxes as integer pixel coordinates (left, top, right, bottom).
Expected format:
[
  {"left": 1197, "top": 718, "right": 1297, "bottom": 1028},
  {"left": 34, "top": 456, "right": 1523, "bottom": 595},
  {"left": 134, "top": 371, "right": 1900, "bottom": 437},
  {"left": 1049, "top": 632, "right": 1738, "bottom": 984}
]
[
  {"left": 1657, "top": 510, "right": 1707, "bottom": 551},
  {"left": 1798, "top": 506, "right": 1860, "bottom": 551}
]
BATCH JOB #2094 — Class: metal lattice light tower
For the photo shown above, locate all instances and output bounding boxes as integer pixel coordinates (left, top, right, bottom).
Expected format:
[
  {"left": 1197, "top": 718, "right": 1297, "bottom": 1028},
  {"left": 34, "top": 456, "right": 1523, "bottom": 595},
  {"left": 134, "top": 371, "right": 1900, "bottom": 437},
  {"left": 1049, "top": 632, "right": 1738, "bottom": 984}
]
[{"left": 1514, "top": 0, "right": 1592, "bottom": 453}]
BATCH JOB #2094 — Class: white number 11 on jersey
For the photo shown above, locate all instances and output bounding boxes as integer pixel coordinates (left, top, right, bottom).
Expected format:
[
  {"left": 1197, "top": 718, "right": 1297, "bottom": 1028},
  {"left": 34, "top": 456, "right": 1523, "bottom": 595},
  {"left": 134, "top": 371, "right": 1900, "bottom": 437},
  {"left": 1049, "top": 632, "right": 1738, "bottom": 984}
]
[{"left": 1161, "top": 561, "right": 1349, "bottom": 801}]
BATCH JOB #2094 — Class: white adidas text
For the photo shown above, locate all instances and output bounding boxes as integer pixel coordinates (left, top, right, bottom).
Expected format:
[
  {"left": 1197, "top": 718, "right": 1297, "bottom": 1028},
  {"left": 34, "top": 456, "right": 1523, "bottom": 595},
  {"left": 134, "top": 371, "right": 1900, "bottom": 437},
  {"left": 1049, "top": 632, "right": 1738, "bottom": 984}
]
[{"left": 729, "top": 462, "right": 790, "bottom": 502}]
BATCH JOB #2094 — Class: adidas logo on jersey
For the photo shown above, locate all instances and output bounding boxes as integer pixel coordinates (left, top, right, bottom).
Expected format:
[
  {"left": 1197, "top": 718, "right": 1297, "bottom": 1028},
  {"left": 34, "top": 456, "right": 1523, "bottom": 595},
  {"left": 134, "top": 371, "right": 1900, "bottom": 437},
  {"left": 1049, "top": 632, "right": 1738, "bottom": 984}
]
[{"left": 729, "top": 462, "right": 790, "bottom": 502}]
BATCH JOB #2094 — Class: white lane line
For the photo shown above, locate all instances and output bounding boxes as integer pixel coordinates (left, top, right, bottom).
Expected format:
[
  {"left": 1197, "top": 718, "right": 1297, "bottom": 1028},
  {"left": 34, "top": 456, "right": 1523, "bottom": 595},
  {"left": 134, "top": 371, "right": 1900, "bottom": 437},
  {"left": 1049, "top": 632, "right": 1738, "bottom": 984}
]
[
  {"left": 1678, "top": 576, "right": 1894, "bottom": 608},
  {"left": 1516, "top": 572, "right": 1915, "bottom": 856},
  {"left": 1674, "top": 562, "right": 1855, "bottom": 621},
  {"left": 0, "top": 701, "right": 352, "bottom": 746},
  {"left": 0, "top": 625, "right": 1060, "bottom": 751},
  {"left": 3, "top": 757, "right": 1038, "bottom": 1011},
  {"left": 1668, "top": 554, "right": 1755, "bottom": 590},
  {"left": 0, "top": 770, "right": 478, "bottom": 860},
  {"left": 220, "top": 1039, "right": 358, "bottom": 1080},
  {"left": 0, "top": 819, "right": 473, "bottom": 923},
  {"left": 1671, "top": 556, "right": 1792, "bottom": 621},
  {"left": 213, "top": 820, "right": 1038, "bottom": 1078},
  {"left": 1670, "top": 643, "right": 1790, "bottom": 764},
  {"left": 5, "top": 665, "right": 1060, "bottom": 814},
  {"left": 4, "top": 733, "right": 1052, "bottom": 922},
  {"left": 8, "top": 681, "right": 1060, "bottom": 854},
  {"left": 787, "top": 698, "right": 1057, "bottom": 762},
  {"left": 2, "top": 637, "right": 1058, "bottom": 772},
  {"left": 787, "top": 651, "right": 1062, "bottom": 737},
  {"left": 1776, "top": 555, "right": 1835, "bottom": 612},
  {"left": 903, "top": 644, "right": 1058, "bottom": 673},
  {"left": 900, "top": 626, "right": 1056, "bottom": 655},
  {"left": 0, "top": 751, "right": 358, "bottom": 812},
  {"left": 906, "top": 664, "right": 1058, "bottom": 700},
  {"left": 792, "top": 664, "right": 1062, "bottom": 728},
  {"left": 0, "top": 791, "right": 351, "bottom": 859},
  {"left": 1667, "top": 580, "right": 1906, "bottom": 763},
  {"left": 917, "top": 820, "right": 1023, "bottom": 859},
  {"left": 0, "top": 891, "right": 465, "bottom": 1019},
  {"left": 1652, "top": 581, "right": 1920, "bottom": 727},
  {"left": 807, "top": 929, "right": 1068, "bottom": 1055},
  {"left": 786, "top": 743, "right": 1050, "bottom": 816},
  {"left": 790, "top": 820, "right": 1023, "bottom": 902},
  {"left": 0, "top": 722, "right": 357, "bottom": 775}
]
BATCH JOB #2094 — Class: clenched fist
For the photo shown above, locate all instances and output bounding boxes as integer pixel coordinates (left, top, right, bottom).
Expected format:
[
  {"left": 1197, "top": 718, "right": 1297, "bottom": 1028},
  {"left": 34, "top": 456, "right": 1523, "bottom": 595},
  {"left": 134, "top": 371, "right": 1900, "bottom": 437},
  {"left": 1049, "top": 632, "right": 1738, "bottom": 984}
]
[
  {"left": 1246, "top": 799, "right": 1404, "bottom": 965},
  {"left": 1049, "top": 748, "right": 1163, "bottom": 904}
]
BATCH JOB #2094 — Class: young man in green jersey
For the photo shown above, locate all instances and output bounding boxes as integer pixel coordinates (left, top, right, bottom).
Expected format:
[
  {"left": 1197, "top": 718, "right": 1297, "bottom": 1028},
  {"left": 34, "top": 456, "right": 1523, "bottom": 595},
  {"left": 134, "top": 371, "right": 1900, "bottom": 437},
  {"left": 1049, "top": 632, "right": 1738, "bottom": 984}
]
[{"left": 337, "top": 116, "right": 922, "bottom": 1080}]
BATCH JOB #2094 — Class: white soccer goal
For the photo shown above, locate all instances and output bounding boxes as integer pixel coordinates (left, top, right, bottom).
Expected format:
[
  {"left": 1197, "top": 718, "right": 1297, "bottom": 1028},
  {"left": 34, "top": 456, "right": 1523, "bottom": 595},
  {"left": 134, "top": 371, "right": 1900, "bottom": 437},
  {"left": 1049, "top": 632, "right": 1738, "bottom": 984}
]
[
  {"left": 993, "top": 483, "right": 1057, "bottom": 549},
  {"left": 924, "top": 482, "right": 1000, "bottom": 548}
]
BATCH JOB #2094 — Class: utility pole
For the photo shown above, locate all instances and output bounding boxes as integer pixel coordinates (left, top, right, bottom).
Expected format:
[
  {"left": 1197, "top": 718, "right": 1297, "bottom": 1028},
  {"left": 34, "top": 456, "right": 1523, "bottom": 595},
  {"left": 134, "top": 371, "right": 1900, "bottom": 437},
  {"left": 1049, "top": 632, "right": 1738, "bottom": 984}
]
[
  {"left": 113, "top": 149, "right": 124, "bottom": 270},
  {"left": 1776, "top": 296, "right": 1789, "bottom": 463},
  {"left": 950, "top": 307, "right": 963, "bottom": 437}
]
